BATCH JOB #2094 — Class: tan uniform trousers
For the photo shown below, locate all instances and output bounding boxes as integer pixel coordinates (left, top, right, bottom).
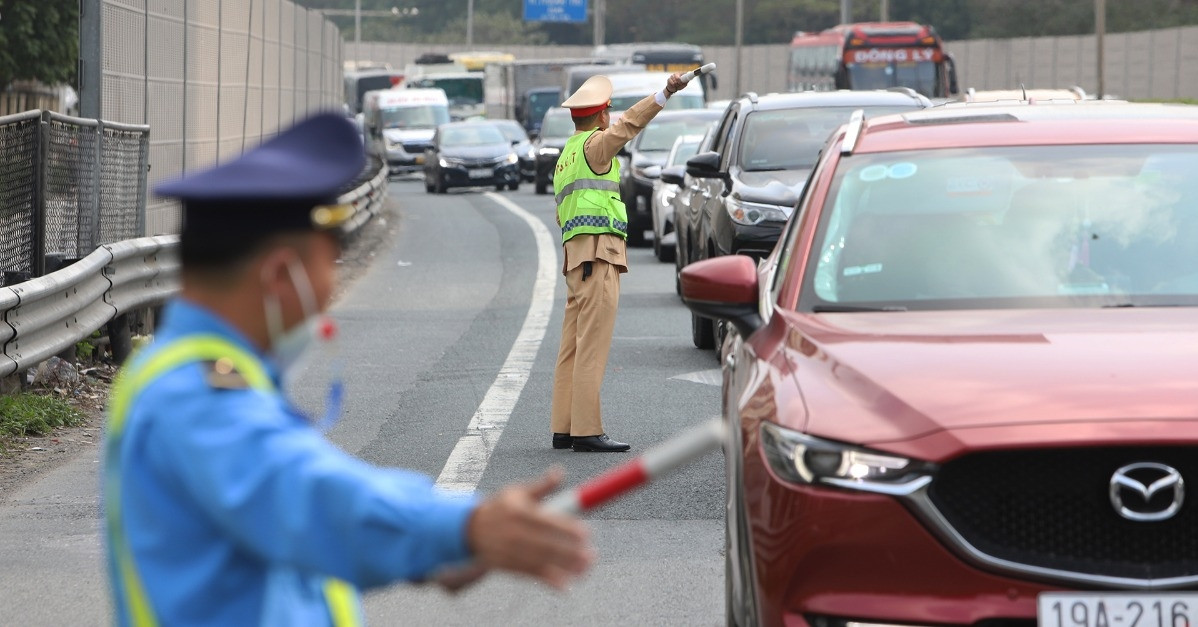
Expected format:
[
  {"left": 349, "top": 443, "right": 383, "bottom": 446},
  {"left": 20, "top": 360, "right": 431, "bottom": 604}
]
[{"left": 550, "top": 258, "right": 620, "bottom": 437}]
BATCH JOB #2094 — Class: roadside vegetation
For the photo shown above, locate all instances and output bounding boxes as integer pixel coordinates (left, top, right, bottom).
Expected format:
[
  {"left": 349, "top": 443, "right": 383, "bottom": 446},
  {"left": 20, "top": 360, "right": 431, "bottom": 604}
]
[{"left": 0, "top": 392, "right": 85, "bottom": 452}]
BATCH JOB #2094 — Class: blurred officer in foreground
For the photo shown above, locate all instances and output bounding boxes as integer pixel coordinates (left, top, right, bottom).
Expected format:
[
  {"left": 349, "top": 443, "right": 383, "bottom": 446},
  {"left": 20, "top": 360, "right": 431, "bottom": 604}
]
[
  {"left": 550, "top": 72, "right": 686, "bottom": 452},
  {"left": 103, "top": 113, "right": 593, "bottom": 625}
]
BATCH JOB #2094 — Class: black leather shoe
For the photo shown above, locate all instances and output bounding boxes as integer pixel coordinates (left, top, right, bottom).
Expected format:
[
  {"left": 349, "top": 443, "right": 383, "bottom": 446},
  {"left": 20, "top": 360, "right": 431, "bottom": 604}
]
[
  {"left": 552, "top": 433, "right": 573, "bottom": 450},
  {"left": 572, "top": 434, "right": 631, "bottom": 452}
]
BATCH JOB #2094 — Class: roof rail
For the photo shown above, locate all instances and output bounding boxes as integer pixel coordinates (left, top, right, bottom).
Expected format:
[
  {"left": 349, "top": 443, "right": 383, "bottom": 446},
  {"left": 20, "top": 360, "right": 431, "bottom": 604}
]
[
  {"left": 741, "top": 91, "right": 758, "bottom": 104},
  {"left": 840, "top": 109, "right": 865, "bottom": 155}
]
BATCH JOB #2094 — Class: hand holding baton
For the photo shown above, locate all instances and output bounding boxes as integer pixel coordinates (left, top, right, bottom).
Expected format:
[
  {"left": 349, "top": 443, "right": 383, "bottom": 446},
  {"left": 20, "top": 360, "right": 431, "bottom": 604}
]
[
  {"left": 434, "top": 419, "right": 726, "bottom": 592},
  {"left": 679, "top": 63, "right": 717, "bottom": 85}
]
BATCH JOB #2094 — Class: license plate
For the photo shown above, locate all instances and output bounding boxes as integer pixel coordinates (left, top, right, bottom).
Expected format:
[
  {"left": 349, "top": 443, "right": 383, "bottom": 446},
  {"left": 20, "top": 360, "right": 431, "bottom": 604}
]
[
  {"left": 414, "top": 155, "right": 424, "bottom": 165},
  {"left": 468, "top": 168, "right": 492, "bottom": 179},
  {"left": 1038, "top": 593, "right": 1198, "bottom": 627}
]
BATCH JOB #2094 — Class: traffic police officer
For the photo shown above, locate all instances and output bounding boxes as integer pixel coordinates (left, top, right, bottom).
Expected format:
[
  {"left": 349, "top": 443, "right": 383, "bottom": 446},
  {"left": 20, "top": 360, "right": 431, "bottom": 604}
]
[
  {"left": 104, "top": 113, "right": 593, "bottom": 625},
  {"left": 551, "top": 72, "right": 686, "bottom": 452}
]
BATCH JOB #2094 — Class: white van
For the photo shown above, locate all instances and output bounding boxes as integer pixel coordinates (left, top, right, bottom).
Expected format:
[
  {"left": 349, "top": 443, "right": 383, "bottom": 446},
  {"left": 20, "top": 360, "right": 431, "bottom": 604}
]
[
  {"left": 606, "top": 72, "right": 706, "bottom": 116},
  {"left": 364, "top": 88, "right": 451, "bottom": 176}
]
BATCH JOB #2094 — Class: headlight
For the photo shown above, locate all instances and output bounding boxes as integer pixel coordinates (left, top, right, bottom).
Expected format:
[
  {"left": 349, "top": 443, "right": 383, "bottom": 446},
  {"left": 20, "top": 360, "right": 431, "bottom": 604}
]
[
  {"left": 505, "top": 153, "right": 519, "bottom": 165},
  {"left": 537, "top": 146, "right": 560, "bottom": 157},
  {"left": 439, "top": 157, "right": 460, "bottom": 168},
  {"left": 726, "top": 198, "right": 790, "bottom": 226},
  {"left": 760, "top": 422, "right": 934, "bottom": 495}
]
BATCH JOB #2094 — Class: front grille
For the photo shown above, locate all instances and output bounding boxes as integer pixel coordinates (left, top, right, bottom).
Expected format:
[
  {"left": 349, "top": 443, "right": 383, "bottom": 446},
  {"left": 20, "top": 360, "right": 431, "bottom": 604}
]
[
  {"left": 401, "top": 142, "right": 430, "bottom": 153},
  {"left": 928, "top": 447, "right": 1198, "bottom": 581}
]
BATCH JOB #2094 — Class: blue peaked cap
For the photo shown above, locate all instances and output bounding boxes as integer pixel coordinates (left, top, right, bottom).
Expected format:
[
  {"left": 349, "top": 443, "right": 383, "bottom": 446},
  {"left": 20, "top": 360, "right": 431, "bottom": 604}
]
[{"left": 159, "top": 112, "right": 364, "bottom": 208}]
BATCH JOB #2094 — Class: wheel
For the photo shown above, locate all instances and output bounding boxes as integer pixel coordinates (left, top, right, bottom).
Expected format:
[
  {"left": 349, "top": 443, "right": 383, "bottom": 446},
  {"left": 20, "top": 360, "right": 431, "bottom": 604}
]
[
  {"left": 535, "top": 179, "right": 547, "bottom": 195},
  {"left": 435, "top": 175, "right": 447, "bottom": 194},
  {"left": 424, "top": 178, "right": 434, "bottom": 193},
  {"left": 692, "top": 310, "right": 714, "bottom": 349},
  {"left": 713, "top": 319, "right": 728, "bottom": 362},
  {"left": 674, "top": 237, "right": 686, "bottom": 296},
  {"left": 496, "top": 184, "right": 505, "bottom": 192},
  {"left": 626, "top": 213, "right": 648, "bottom": 247},
  {"left": 655, "top": 233, "right": 675, "bottom": 263},
  {"left": 726, "top": 453, "right": 759, "bottom": 627},
  {"left": 508, "top": 181, "right": 519, "bottom": 191}
]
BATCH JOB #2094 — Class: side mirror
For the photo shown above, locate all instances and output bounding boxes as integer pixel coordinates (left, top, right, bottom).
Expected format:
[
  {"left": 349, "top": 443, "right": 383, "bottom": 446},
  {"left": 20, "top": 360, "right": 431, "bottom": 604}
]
[
  {"left": 642, "top": 165, "right": 662, "bottom": 179},
  {"left": 660, "top": 164, "right": 686, "bottom": 186},
  {"left": 686, "top": 151, "right": 724, "bottom": 179},
  {"left": 618, "top": 145, "right": 631, "bottom": 157},
  {"left": 680, "top": 255, "right": 763, "bottom": 337}
]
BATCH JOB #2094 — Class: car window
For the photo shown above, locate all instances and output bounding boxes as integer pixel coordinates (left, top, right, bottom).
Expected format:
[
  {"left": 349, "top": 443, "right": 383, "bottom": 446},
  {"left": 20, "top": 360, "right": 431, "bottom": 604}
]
[
  {"left": 737, "top": 106, "right": 913, "bottom": 172},
  {"left": 713, "top": 109, "right": 738, "bottom": 170},
  {"left": 540, "top": 112, "right": 575, "bottom": 139},
  {"left": 637, "top": 119, "right": 719, "bottom": 152},
  {"left": 441, "top": 124, "right": 506, "bottom": 147},
  {"left": 667, "top": 137, "right": 703, "bottom": 166},
  {"left": 494, "top": 121, "right": 528, "bottom": 143},
  {"left": 798, "top": 144, "right": 1198, "bottom": 311},
  {"left": 381, "top": 105, "right": 449, "bottom": 129}
]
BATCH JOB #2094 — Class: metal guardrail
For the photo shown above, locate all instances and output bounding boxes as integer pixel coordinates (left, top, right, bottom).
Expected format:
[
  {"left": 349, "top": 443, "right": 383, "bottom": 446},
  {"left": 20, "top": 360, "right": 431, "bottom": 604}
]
[{"left": 0, "top": 160, "right": 388, "bottom": 378}]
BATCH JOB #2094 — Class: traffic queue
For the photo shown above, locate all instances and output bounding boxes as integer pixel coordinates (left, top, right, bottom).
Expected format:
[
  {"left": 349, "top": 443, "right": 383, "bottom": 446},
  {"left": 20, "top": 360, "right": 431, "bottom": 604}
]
[{"left": 336, "top": 36, "right": 1198, "bottom": 627}]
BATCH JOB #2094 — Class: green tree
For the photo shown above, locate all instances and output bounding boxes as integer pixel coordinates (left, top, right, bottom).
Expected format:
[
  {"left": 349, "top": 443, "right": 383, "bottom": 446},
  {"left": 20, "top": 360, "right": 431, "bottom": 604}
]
[{"left": 0, "top": 0, "right": 78, "bottom": 89}]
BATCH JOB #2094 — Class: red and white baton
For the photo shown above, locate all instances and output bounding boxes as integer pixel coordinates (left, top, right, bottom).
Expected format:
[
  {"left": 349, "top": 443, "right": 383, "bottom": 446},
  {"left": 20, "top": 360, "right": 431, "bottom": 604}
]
[{"left": 544, "top": 419, "right": 727, "bottom": 515}]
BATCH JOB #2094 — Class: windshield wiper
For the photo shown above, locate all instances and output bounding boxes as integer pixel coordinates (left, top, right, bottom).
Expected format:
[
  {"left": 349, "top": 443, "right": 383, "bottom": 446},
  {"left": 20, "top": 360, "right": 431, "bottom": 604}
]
[{"left": 811, "top": 304, "right": 908, "bottom": 313}]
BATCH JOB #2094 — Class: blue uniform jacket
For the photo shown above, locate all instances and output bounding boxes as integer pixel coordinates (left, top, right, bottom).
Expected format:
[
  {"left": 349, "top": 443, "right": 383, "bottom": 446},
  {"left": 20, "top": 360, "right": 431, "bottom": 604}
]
[{"left": 105, "top": 300, "right": 476, "bottom": 625}]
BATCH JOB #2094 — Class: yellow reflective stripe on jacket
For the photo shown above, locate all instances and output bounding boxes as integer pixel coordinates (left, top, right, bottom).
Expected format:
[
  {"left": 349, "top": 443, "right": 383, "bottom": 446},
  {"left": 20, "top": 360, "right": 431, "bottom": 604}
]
[
  {"left": 106, "top": 335, "right": 272, "bottom": 627},
  {"left": 324, "top": 578, "right": 363, "bottom": 627}
]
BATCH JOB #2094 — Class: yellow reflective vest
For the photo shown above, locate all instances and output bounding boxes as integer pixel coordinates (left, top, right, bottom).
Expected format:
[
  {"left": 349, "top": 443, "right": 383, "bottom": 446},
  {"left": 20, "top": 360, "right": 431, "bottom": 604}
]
[{"left": 554, "top": 129, "right": 628, "bottom": 243}]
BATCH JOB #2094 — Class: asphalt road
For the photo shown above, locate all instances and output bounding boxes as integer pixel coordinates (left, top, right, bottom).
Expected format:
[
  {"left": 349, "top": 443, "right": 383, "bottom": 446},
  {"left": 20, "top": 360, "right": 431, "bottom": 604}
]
[{"left": 0, "top": 177, "right": 726, "bottom": 625}]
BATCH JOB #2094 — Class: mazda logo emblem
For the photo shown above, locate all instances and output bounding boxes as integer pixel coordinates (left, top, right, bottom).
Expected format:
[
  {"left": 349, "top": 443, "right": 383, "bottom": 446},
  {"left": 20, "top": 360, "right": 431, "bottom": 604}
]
[{"left": 1109, "top": 462, "right": 1185, "bottom": 522}]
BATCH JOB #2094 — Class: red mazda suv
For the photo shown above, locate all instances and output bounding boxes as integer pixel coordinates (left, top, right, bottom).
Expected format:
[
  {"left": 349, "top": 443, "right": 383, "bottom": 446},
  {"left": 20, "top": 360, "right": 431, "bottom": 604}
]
[{"left": 682, "top": 102, "right": 1198, "bottom": 627}]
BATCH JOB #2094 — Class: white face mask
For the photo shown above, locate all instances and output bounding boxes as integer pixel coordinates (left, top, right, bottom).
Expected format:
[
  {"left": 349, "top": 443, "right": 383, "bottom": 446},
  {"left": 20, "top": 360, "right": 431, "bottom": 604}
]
[{"left": 262, "top": 254, "right": 321, "bottom": 377}]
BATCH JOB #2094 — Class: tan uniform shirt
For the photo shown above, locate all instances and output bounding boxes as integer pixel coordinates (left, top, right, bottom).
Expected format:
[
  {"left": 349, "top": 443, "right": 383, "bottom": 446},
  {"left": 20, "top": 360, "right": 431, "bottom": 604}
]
[{"left": 561, "top": 93, "right": 664, "bottom": 276}]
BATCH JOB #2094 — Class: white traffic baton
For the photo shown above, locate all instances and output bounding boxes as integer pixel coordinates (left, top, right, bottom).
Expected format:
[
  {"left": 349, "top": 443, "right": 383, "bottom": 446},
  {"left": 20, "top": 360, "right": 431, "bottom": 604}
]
[
  {"left": 679, "top": 63, "right": 717, "bottom": 84},
  {"left": 544, "top": 419, "right": 726, "bottom": 515}
]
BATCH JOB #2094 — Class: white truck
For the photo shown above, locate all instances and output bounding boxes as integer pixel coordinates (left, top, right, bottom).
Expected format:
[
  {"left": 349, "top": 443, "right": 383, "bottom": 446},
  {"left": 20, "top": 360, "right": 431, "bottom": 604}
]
[
  {"left": 483, "top": 59, "right": 603, "bottom": 136},
  {"left": 402, "top": 72, "right": 485, "bottom": 122},
  {"left": 363, "top": 88, "right": 451, "bottom": 176}
]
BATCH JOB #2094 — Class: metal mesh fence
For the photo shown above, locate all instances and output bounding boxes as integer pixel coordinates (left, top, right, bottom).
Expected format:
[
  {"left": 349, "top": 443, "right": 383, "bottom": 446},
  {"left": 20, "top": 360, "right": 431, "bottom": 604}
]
[
  {"left": 0, "top": 112, "right": 41, "bottom": 286},
  {"left": 43, "top": 117, "right": 100, "bottom": 262},
  {"left": 99, "top": 124, "right": 150, "bottom": 245},
  {"left": 0, "top": 112, "right": 149, "bottom": 286},
  {"left": 90, "top": 0, "right": 344, "bottom": 237}
]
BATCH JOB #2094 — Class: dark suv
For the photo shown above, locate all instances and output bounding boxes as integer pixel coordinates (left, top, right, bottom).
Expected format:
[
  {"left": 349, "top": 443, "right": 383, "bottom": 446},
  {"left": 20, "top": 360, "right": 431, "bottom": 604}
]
[
  {"left": 680, "top": 89, "right": 930, "bottom": 349},
  {"left": 533, "top": 108, "right": 575, "bottom": 195},
  {"left": 618, "top": 108, "right": 722, "bottom": 246}
]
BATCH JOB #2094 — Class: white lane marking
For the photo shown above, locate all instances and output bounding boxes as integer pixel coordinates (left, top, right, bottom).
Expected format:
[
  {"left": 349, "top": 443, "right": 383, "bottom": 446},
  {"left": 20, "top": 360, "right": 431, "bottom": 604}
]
[
  {"left": 435, "top": 192, "right": 558, "bottom": 493},
  {"left": 670, "top": 368, "right": 723, "bottom": 387}
]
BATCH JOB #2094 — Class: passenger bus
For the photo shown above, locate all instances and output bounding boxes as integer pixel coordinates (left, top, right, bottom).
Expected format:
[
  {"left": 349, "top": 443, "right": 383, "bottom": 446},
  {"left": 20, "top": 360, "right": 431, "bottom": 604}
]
[
  {"left": 788, "top": 22, "right": 958, "bottom": 99},
  {"left": 593, "top": 43, "right": 716, "bottom": 98}
]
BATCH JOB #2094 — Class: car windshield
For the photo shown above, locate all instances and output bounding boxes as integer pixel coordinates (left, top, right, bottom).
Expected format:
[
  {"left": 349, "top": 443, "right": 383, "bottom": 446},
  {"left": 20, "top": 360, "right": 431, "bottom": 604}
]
[
  {"left": 440, "top": 124, "right": 506, "bottom": 147},
  {"left": 668, "top": 139, "right": 702, "bottom": 166},
  {"left": 527, "top": 91, "right": 560, "bottom": 122},
  {"left": 847, "top": 60, "right": 940, "bottom": 98},
  {"left": 409, "top": 78, "right": 483, "bottom": 105},
  {"left": 637, "top": 119, "right": 716, "bottom": 152},
  {"left": 493, "top": 121, "right": 528, "bottom": 143},
  {"left": 800, "top": 145, "right": 1198, "bottom": 311},
  {"left": 739, "top": 106, "right": 912, "bottom": 172},
  {"left": 381, "top": 105, "right": 449, "bottom": 129},
  {"left": 540, "top": 113, "right": 575, "bottom": 139},
  {"left": 609, "top": 93, "right": 705, "bottom": 112}
]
